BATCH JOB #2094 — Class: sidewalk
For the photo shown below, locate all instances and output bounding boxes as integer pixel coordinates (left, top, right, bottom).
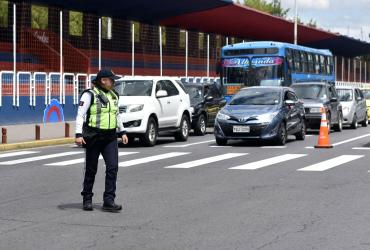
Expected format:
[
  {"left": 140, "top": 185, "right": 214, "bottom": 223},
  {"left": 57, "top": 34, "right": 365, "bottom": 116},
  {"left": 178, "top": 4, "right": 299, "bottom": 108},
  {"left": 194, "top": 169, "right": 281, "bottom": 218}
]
[{"left": 0, "top": 121, "right": 76, "bottom": 151}]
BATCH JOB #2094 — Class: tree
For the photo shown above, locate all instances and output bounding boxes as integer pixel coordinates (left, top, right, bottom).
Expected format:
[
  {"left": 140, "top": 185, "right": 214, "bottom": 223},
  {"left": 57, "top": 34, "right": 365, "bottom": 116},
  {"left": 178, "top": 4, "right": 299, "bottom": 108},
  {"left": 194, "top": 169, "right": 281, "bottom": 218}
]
[{"left": 238, "top": 0, "right": 289, "bottom": 18}]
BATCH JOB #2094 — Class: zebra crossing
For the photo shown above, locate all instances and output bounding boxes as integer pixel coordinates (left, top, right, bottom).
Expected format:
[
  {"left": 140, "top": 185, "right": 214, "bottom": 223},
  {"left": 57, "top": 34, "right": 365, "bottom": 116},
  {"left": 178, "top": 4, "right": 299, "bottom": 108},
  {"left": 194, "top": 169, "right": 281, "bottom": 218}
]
[{"left": 0, "top": 149, "right": 368, "bottom": 173}]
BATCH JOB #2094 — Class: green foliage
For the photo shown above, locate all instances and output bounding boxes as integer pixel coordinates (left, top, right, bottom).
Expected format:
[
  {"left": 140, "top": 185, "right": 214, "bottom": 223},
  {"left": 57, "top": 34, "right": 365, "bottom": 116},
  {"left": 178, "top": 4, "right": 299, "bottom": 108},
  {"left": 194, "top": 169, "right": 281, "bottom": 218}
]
[
  {"left": 239, "top": 0, "right": 289, "bottom": 17},
  {"left": 0, "top": 0, "right": 8, "bottom": 28},
  {"left": 69, "top": 11, "right": 83, "bottom": 36},
  {"left": 31, "top": 5, "right": 48, "bottom": 30}
]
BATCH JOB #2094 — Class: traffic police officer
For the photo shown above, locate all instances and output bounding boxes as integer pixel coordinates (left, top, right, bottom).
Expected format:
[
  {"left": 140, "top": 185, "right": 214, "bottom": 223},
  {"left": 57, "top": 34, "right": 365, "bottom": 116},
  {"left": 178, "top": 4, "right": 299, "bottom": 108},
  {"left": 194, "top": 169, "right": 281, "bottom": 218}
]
[{"left": 75, "top": 69, "right": 128, "bottom": 212}]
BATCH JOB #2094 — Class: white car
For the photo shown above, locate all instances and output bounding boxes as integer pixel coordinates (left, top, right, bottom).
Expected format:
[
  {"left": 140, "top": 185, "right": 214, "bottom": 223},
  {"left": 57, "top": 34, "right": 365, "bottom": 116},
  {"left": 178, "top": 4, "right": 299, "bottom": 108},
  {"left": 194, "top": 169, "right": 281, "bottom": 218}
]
[{"left": 114, "top": 76, "right": 192, "bottom": 146}]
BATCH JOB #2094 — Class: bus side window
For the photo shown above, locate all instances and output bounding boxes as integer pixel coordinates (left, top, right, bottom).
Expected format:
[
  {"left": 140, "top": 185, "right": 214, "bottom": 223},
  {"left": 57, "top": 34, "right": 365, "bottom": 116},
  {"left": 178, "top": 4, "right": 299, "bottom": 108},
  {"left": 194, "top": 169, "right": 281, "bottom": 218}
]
[
  {"left": 320, "top": 55, "right": 327, "bottom": 75},
  {"left": 286, "top": 49, "right": 294, "bottom": 71},
  {"left": 308, "top": 53, "right": 314, "bottom": 74},
  {"left": 294, "top": 50, "right": 301, "bottom": 73},
  {"left": 314, "top": 54, "right": 320, "bottom": 74},
  {"left": 326, "top": 56, "right": 332, "bottom": 75},
  {"left": 301, "top": 52, "right": 308, "bottom": 73}
]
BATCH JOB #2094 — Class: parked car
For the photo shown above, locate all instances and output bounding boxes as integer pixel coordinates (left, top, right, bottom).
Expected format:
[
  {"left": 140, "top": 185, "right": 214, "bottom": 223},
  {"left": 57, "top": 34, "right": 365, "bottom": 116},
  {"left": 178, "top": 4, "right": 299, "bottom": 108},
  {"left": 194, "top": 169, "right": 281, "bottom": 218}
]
[
  {"left": 184, "top": 82, "right": 226, "bottom": 136},
  {"left": 214, "top": 86, "right": 306, "bottom": 146},
  {"left": 291, "top": 82, "right": 343, "bottom": 132},
  {"left": 114, "top": 76, "right": 192, "bottom": 146},
  {"left": 336, "top": 86, "right": 368, "bottom": 128},
  {"left": 362, "top": 89, "right": 370, "bottom": 121}
]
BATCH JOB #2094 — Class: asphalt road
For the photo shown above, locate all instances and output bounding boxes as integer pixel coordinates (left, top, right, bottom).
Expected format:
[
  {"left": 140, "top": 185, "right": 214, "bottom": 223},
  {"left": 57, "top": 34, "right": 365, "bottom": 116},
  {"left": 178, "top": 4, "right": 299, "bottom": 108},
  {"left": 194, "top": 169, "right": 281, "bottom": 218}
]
[{"left": 1, "top": 126, "right": 370, "bottom": 250}]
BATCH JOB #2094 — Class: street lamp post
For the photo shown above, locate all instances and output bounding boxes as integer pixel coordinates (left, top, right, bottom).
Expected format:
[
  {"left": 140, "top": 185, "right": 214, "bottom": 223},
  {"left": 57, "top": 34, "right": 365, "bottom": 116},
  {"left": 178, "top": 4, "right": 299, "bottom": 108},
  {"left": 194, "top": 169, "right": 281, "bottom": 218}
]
[{"left": 294, "top": 0, "right": 298, "bottom": 45}]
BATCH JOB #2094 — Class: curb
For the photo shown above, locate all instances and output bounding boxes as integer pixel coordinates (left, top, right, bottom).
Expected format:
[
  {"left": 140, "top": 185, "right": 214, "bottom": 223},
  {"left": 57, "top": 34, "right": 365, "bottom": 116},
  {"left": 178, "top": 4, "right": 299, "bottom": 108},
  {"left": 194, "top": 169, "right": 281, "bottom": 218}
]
[{"left": 0, "top": 138, "right": 75, "bottom": 151}]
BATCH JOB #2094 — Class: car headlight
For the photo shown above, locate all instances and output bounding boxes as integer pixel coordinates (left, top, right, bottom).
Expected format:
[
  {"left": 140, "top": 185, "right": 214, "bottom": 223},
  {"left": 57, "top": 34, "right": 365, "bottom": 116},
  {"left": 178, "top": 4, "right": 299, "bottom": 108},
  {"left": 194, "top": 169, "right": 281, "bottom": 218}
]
[
  {"left": 127, "top": 104, "right": 144, "bottom": 113},
  {"left": 310, "top": 107, "right": 322, "bottom": 113},
  {"left": 216, "top": 112, "right": 230, "bottom": 120},
  {"left": 258, "top": 111, "right": 279, "bottom": 123}
]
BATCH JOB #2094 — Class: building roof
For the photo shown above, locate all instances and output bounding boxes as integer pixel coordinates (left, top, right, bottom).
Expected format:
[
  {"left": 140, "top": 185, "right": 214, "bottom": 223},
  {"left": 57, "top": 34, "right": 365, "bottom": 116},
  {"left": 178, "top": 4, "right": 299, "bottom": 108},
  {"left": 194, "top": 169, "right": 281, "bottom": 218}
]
[{"left": 28, "top": 0, "right": 370, "bottom": 57}]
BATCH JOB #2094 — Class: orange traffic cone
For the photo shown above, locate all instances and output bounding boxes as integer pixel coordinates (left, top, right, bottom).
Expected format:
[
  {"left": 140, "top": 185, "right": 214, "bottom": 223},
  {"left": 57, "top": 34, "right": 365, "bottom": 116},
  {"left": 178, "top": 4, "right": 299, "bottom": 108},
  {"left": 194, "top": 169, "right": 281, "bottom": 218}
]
[{"left": 315, "top": 107, "right": 333, "bottom": 148}]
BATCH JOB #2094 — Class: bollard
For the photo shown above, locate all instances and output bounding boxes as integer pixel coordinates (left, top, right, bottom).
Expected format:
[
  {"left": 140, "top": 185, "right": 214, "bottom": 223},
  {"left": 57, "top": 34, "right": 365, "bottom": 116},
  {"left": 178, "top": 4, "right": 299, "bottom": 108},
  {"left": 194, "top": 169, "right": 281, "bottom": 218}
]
[
  {"left": 35, "top": 125, "right": 40, "bottom": 140},
  {"left": 65, "top": 123, "right": 70, "bottom": 138},
  {"left": 2, "top": 128, "right": 7, "bottom": 144}
]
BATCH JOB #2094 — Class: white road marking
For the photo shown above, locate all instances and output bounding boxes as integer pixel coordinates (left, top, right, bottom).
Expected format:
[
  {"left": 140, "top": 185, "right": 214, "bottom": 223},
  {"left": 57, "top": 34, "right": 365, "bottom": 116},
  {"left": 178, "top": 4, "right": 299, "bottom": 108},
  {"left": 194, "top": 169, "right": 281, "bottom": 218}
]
[
  {"left": 260, "top": 146, "right": 287, "bottom": 149},
  {"left": 0, "top": 151, "right": 39, "bottom": 158},
  {"left": 164, "top": 153, "right": 247, "bottom": 169},
  {"left": 332, "top": 134, "right": 370, "bottom": 147},
  {"left": 0, "top": 151, "right": 83, "bottom": 165},
  {"left": 210, "top": 146, "right": 232, "bottom": 148},
  {"left": 119, "top": 152, "right": 190, "bottom": 167},
  {"left": 164, "top": 140, "right": 215, "bottom": 148},
  {"left": 352, "top": 147, "right": 370, "bottom": 150},
  {"left": 298, "top": 155, "right": 364, "bottom": 172},
  {"left": 45, "top": 152, "right": 139, "bottom": 166},
  {"left": 229, "top": 154, "right": 307, "bottom": 170},
  {"left": 305, "top": 146, "right": 314, "bottom": 149}
]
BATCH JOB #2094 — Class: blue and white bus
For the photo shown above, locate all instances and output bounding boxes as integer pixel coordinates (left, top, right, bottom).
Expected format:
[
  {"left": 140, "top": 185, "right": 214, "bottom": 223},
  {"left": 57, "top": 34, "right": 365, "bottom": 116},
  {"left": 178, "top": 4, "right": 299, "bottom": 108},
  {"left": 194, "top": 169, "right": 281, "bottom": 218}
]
[{"left": 220, "top": 41, "right": 335, "bottom": 97}]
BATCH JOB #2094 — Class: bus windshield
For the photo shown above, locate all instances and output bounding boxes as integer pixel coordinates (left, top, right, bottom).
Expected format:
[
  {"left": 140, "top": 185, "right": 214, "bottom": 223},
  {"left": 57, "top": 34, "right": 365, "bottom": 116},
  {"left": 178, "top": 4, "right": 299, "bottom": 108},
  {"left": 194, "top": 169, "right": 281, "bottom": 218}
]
[{"left": 223, "top": 57, "right": 283, "bottom": 87}]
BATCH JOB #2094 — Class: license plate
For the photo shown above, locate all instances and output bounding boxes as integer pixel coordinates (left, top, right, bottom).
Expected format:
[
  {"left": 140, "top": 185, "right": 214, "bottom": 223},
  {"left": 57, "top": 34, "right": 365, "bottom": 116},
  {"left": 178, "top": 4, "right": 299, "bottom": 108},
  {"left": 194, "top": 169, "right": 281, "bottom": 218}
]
[{"left": 233, "top": 126, "right": 250, "bottom": 133}]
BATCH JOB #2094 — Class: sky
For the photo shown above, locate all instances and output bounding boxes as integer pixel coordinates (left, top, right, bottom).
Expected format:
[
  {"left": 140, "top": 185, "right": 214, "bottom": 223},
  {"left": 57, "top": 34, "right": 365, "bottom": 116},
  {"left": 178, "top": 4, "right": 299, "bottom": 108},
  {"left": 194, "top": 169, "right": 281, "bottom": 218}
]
[{"left": 280, "top": 0, "right": 370, "bottom": 42}]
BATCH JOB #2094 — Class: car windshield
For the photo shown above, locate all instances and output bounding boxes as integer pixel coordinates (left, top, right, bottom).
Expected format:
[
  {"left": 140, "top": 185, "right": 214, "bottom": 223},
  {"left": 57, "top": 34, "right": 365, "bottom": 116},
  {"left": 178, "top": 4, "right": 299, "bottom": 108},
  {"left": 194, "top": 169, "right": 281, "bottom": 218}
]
[
  {"left": 292, "top": 84, "right": 327, "bottom": 100},
  {"left": 363, "top": 90, "right": 370, "bottom": 99},
  {"left": 229, "top": 89, "right": 281, "bottom": 106},
  {"left": 337, "top": 89, "right": 353, "bottom": 101},
  {"left": 184, "top": 85, "right": 203, "bottom": 105},
  {"left": 114, "top": 80, "right": 153, "bottom": 96}
]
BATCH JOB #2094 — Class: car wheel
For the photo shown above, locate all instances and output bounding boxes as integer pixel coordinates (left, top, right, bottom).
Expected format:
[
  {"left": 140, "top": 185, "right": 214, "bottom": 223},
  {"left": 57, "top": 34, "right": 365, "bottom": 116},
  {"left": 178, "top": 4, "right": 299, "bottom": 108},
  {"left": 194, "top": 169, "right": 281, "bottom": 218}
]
[
  {"left": 216, "top": 137, "right": 228, "bottom": 146},
  {"left": 140, "top": 117, "right": 158, "bottom": 147},
  {"left": 274, "top": 122, "right": 287, "bottom": 145},
  {"left": 175, "top": 115, "right": 190, "bottom": 141},
  {"left": 194, "top": 114, "right": 207, "bottom": 136},
  {"left": 327, "top": 113, "right": 333, "bottom": 134},
  {"left": 361, "top": 112, "right": 368, "bottom": 127},
  {"left": 350, "top": 114, "right": 358, "bottom": 129},
  {"left": 295, "top": 119, "right": 306, "bottom": 140},
  {"left": 333, "top": 112, "right": 343, "bottom": 132}
]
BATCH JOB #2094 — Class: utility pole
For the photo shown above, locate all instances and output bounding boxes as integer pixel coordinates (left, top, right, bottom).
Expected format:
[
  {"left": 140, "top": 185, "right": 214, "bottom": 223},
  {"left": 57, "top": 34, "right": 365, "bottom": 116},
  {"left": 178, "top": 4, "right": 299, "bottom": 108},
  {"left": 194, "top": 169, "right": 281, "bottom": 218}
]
[{"left": 294, "top": 0, "right": 298, "bottom": 45}]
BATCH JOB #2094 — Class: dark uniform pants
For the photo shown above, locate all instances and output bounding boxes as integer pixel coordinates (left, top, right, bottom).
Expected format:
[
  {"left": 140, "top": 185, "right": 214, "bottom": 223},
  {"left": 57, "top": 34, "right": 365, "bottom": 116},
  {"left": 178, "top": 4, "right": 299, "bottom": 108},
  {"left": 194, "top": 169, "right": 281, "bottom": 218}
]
[{"left": 81, "top": 135, "right": 119, "bottom": 203}]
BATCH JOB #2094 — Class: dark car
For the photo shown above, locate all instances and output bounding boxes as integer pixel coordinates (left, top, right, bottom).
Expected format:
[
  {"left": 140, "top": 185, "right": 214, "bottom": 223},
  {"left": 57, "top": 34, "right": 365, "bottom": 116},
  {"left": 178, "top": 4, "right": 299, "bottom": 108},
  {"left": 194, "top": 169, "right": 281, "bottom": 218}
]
[
  {"left": 214, "top": 86, "right": 306, "bottom": 145},
  {"left": 185, "top": 82, "right": 226, "bottom": 135},
  {"left": 291, "top": 82, "right": 343, "bottom": 132}
]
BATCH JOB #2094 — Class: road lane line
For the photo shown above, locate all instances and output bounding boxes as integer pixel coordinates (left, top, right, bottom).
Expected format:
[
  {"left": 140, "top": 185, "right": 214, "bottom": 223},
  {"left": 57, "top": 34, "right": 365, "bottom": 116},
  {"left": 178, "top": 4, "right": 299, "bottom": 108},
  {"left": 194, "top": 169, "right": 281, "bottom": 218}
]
[
  {"left": 229, "top": 154, "right": 307, "bottom": 170},
  {"left": 332, "top": 134, "right": 370, "bottom": 147},
  {"left": 305, "top": 146, "right": 314, "bottom": 149},
  {"left": 298, "top": 155, "right": 364, "bottom": 172},
  {"left": 0, "top": 151, "right": 83, "bottom": 165},
  {"left": 45, "top": 152, "right": 139, "bottom": 166},
  {"left": 352, "top": 147, "right": 370, "bottom": 150},
  {"left": 260, "top": 146, "right": 287, "bottom": 149},
  {"left": 164, "top": 140, "right": 215, "bottom": 148},
  {"left": 119, "top": 152, "right": 190, "bottom": 167},
  {"left": 164, "top": 153, "right": 247, "bottom": 169},
  {"left": 0, "top": 151, "right": 39, "bottom": 158}
]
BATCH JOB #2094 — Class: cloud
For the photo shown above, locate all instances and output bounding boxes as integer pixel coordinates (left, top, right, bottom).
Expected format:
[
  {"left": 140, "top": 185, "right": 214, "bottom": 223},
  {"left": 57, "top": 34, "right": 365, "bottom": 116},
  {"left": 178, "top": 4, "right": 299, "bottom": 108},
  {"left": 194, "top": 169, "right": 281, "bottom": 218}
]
[{"left": 283, "top": 0, "right": 330, "bottom": 10}]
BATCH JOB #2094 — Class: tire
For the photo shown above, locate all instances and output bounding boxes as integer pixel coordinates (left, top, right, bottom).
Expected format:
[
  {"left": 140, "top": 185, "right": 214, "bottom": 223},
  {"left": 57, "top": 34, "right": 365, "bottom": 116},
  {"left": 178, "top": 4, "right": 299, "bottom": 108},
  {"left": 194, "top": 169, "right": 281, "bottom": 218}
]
[
  {"left": 333, "top": 112, "right": 343, "bottom": 132},
  {"left": 326, "top": 113, "right": 331, "bottom": 134},
  {"left": 140, "top": 117, "right": 158, "bottom": 147},
  {"left": 350, "top": 114, "right": 358, "bottom": 129},
  {"left": 194, "top": 114, "right": 207, "bottom": 136},
  {"left": 175, "top": 115, "right": 190, "bottom": 141},
  {"left": 216, "top": 137, "right": 228, "bottom": 146},
  {"left": 361, "top": 112, "right": 368, "bottom": 127},
  {"left": 274, "top": 122, "right": 287, "bottom": 145},
  {"left": 295, "top": 119, "right": 306, "bottom": 141}
]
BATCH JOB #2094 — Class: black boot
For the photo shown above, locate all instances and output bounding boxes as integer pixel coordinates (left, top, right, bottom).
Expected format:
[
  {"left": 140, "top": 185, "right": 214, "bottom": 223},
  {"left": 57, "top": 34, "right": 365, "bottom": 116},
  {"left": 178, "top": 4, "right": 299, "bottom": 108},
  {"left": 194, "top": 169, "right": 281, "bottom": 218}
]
[
  {"left": 102, "top": 202, "right": 122, "bottom": 212},
  {"left": 83, "top": 199, "right": 93, "bottom": 211}
]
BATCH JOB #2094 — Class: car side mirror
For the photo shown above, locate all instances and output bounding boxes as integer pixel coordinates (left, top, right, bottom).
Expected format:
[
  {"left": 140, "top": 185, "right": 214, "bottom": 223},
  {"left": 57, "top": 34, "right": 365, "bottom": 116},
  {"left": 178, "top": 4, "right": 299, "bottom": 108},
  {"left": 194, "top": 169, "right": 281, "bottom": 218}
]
[
  {"left": 330, "top": 97, "right": 338, "bottom": 102},
  {"left": 205, "top": 95, "right": 214, "bottom": 102},
  {"left": 156, "top": 90, "right": 168, "bottom": 98}
]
